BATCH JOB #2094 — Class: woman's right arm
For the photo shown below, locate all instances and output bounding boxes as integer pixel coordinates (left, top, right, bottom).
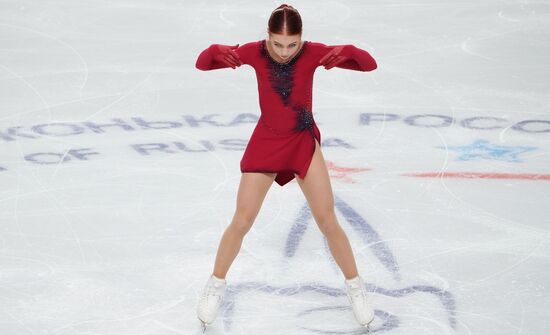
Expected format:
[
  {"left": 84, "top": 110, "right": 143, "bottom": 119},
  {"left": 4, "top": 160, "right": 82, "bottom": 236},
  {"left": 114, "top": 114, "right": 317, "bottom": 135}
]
[{"left": 195, "top": 42, "right": 255, "bottom": 71}]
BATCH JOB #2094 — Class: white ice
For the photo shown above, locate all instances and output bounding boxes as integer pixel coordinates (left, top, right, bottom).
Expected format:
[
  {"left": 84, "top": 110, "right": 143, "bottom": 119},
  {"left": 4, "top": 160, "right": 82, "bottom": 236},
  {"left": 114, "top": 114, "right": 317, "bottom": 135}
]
[{"left": 0, "top": 0, "right": 549, "bottom": 334}]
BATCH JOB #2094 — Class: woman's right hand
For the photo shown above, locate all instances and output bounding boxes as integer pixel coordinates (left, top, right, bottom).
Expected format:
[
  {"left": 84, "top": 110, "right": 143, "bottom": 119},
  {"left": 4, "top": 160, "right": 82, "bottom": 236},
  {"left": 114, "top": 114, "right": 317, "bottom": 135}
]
[{"left": 212, "top": 44, "right": 243, "bottom": 69}]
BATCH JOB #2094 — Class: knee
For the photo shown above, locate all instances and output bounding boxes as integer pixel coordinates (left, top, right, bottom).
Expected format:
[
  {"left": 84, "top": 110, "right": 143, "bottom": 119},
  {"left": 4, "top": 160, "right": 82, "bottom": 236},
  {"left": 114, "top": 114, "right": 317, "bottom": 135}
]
[
  {"left": 229, "top": 213, "right": 255, "bottom": 236},
  {"left": 314, "top": 210, "right": 340, "bottom": 236}
]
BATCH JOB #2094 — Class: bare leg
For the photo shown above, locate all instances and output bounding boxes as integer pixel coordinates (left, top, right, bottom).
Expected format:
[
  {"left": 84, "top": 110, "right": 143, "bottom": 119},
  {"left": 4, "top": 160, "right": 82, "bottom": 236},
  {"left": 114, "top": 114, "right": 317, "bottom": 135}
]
[
  {"left": 295, "top": 139, "right": 359, "bottom": 280},
  {"left": 212, "top": 172, "right": 276, "bottom": 279}
]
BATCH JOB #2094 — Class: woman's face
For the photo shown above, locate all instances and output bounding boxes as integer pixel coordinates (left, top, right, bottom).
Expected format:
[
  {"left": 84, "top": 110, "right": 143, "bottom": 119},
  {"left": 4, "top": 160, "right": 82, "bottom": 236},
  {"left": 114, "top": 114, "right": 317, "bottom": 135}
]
[{"left": 267, "top": 32, "right": 302, "bottom": 62}]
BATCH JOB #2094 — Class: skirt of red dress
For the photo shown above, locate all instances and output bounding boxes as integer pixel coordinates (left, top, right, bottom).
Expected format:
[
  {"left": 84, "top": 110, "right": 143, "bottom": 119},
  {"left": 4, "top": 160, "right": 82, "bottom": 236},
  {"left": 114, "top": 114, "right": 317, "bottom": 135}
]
[{"left": 240, "top": 117, "right": 321, "bottom": 187}]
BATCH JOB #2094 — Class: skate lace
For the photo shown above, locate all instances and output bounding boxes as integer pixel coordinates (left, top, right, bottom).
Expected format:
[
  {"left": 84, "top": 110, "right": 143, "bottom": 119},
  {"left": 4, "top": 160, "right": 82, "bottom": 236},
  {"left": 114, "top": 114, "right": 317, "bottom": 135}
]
[
  {"left": 204, "top": 282, "right": 224, "bottom": 298},
  {"left": 348, "top": 283, "right": 366, "bottom": 299}
]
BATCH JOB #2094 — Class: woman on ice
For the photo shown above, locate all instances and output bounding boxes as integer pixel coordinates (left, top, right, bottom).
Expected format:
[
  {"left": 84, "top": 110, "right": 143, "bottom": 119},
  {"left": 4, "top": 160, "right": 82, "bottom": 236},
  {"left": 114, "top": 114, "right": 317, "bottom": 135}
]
[{"left": 195, "top": 3, "right": 378, "bottom": 331}]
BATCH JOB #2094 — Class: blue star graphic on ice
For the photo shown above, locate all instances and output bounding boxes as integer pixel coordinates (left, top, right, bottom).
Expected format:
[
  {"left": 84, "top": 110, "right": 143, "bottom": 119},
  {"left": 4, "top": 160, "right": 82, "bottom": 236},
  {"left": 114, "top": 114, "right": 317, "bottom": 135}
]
[{"left": 441, "top": 139, "right": 536, "bottom": 162}]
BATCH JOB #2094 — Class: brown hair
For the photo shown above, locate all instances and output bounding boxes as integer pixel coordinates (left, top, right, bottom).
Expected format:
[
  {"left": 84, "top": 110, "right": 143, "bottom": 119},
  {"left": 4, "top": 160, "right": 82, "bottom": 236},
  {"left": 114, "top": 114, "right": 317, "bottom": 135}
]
[{"left": 268, "top": 4, "right": 302, "bottom": 35}]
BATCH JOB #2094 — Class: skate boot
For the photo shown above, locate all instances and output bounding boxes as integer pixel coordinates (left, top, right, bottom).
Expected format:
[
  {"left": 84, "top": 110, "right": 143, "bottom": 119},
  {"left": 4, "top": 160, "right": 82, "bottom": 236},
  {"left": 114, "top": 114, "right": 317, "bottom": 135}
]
[
  {"left": 197, "top": 274, "right": 227, "bottom": 332},
  {"left": 344, "top": 275, "right": 374, "bottom": 328}
]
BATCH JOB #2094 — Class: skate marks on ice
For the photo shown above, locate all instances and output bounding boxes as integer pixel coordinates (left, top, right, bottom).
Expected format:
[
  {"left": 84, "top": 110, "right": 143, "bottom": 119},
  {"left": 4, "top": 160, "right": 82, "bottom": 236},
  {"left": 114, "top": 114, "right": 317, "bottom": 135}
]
[{"left": 218, "top": 196, "right": 456, "bottom": 333}]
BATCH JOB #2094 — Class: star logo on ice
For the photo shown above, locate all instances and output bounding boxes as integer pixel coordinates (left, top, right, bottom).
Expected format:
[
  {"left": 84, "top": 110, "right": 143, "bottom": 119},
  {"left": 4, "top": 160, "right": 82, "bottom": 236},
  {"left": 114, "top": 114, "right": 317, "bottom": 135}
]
[
  {"left": 442, "top": 139, "right": 536, "bottom": 162},
  {"left": 326, "top": 160, "right": 371, "bottom": 183}
]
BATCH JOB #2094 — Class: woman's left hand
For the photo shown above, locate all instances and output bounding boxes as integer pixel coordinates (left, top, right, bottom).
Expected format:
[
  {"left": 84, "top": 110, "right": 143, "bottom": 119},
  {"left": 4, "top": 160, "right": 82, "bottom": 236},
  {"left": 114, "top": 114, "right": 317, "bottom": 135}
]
[{"left": 319, "top": 45, "right": 351, "bottom": 69}]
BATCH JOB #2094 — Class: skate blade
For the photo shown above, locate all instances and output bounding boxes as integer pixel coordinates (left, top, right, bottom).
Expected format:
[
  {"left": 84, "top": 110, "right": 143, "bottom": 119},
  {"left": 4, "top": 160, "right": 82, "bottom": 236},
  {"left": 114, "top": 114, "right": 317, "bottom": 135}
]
[
  {"left": 198, "top": 318, "right": 208, "bottom": 333},
  {"left": 363, "top": 319, "right": 374, "bottom": 332}
]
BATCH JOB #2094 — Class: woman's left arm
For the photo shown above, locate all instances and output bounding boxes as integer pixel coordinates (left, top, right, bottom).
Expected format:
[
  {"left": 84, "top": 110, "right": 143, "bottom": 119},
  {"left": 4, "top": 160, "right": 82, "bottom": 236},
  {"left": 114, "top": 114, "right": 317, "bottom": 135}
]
[{"left": 320, "top": 44, "right": 377, "bottom": 72}]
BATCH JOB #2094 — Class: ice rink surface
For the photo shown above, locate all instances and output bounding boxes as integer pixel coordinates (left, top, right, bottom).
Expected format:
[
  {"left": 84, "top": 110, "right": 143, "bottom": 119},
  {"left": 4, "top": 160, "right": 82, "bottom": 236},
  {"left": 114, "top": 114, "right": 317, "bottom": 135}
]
[{"left": 1, "top": 0, "right": 549, "bottom": 334}]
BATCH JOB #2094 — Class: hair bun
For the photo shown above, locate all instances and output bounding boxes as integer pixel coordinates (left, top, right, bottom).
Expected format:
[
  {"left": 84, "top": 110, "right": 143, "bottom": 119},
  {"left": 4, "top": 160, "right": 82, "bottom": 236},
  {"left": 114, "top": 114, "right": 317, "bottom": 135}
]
[{"left": 268, "top": 3, "right": 302, "bottom": 35}]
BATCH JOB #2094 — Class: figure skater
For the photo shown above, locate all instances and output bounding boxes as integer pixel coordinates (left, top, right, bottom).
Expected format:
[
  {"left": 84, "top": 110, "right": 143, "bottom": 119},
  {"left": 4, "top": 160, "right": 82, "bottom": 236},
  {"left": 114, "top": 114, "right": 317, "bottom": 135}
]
[{"left": 194, "top": 3, "right": 378, "bottom": 331}]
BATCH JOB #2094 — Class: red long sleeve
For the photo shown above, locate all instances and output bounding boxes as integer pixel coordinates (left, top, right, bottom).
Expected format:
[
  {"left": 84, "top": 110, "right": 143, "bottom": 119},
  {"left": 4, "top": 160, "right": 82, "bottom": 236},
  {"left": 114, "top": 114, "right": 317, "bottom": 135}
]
[
  {"left": 308, "top": 41, "right": 377, "bottom": 72},
  {"left": 195, "top": 44, "right": 226, "bottom": 71},
  {"left": 195, "top": 43, "right": 257, "bottom": 70},
  {"left": 333, "top": 45, "right": 377, "bottom": 72}
]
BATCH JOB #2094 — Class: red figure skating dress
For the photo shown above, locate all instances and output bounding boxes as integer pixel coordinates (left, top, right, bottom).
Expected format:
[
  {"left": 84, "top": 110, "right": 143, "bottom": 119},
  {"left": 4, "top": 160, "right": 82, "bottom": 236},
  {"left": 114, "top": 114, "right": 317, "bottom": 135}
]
[{"left": 195, "top": 39, "right": 377, "bottom": 186}]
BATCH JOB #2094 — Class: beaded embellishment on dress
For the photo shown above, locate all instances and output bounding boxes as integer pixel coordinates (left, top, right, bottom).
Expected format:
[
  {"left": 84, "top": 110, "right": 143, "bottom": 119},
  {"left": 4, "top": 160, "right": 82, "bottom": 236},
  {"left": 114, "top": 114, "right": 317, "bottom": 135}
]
[
  {"left": 259, "top": 39, "right": 315, "bottom": 137},
  {"left": 293, "top": 105, "right": 314, "bottom": 132},
  {"left": 260, "top": 39, "right": 308, "bottom": 106}
]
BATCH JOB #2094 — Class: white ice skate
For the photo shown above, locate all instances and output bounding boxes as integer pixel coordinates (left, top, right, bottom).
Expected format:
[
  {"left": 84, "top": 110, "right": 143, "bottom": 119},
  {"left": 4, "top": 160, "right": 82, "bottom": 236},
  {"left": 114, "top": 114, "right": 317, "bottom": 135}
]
[
  {"left": 197, "top": 274, "right": 227, "bottom": 332},
  {"left": 345, "top": 275, "right": 374, "bottom": 329}
]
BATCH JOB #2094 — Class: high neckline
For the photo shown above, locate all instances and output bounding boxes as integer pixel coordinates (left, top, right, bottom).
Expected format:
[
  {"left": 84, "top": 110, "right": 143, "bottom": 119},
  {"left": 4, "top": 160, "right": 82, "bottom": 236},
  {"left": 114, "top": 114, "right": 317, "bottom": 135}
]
[{"left": 261, "top": 39, "right": 308, "bottom": 66}]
